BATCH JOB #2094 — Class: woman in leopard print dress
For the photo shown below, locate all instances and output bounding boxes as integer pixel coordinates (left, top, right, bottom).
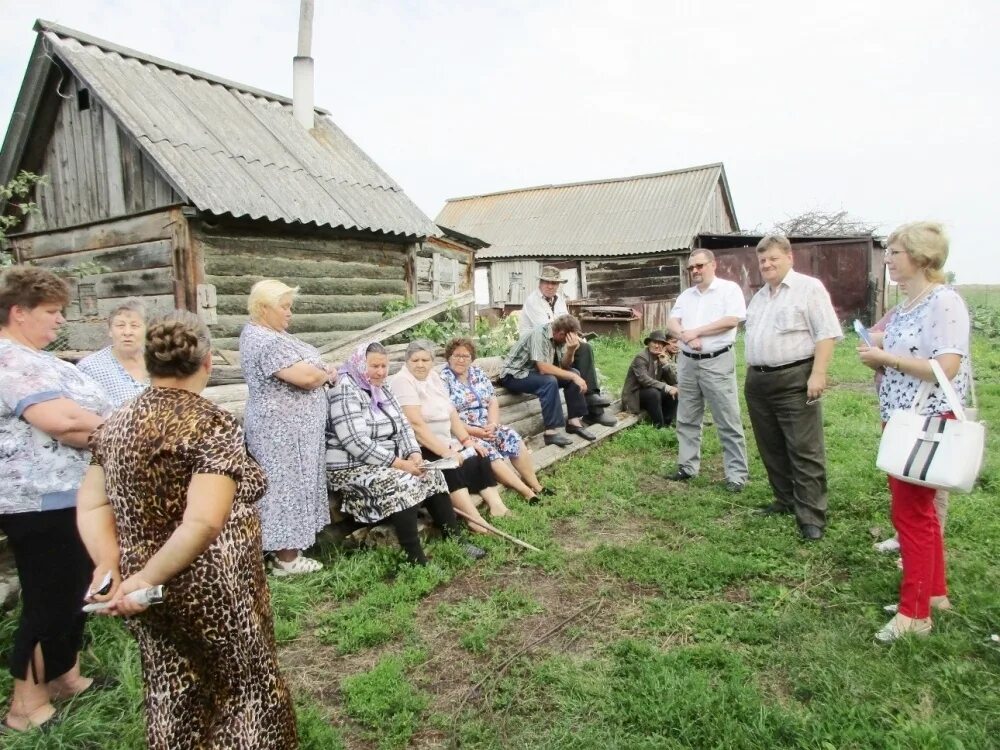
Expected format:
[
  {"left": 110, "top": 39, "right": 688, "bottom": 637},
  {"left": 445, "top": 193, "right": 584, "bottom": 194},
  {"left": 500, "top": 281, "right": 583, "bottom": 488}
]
[{"left": 77, "top": 311, "right": 297, "bottom": 750}]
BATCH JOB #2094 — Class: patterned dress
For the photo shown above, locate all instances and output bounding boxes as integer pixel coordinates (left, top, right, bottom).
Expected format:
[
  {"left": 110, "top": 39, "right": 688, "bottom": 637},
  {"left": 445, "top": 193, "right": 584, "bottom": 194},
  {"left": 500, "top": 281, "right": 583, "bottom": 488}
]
[
  {"left": 441, "top": 364, "right": 523, "bottom": 460},
  {"left": 89, "top": 388, "right": 297, "bottom": 750},
  {"left": 77, "top": 346, "right": 149, "bottom": 408},
  {"left": 326, "top": 376, "right": 449, "bottom": 523},
  {"left": 239, "top": 323, "right": 329, "bottom": 551}
]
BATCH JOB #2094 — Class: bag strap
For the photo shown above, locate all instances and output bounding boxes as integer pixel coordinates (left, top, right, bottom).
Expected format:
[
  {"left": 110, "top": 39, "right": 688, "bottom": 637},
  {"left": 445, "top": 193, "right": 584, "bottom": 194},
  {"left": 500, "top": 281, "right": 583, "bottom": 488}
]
[{"left": 928, "top": 359, "right": 968, "bottom": 421}]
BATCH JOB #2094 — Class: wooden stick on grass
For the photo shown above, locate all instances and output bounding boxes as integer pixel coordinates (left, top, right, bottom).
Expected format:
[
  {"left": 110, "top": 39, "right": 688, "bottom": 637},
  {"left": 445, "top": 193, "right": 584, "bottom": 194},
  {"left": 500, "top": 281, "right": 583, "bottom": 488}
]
[{"left": 451, "top": 508, "right": 542, "bottom": 553}]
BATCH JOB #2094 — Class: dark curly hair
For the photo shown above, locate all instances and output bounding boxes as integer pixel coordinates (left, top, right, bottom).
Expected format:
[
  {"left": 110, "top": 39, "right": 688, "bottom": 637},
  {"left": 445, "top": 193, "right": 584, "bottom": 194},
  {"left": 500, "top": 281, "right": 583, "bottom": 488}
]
[
  {"left": 0, "top": 266, "right": 71, "bottom": 326},
  {"left": 444, "top": 336, "right": 476, "bottom": 360},
  {"left": 144, "top": 310, "right": 211, "bottom": 377}
]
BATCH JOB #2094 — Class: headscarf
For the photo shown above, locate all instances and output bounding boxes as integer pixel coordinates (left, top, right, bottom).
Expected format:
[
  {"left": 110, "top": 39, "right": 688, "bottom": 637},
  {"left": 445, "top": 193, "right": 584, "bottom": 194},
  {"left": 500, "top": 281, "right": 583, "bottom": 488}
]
[{"left": 339, "top": 342, "right": 390, "bottom": 414}]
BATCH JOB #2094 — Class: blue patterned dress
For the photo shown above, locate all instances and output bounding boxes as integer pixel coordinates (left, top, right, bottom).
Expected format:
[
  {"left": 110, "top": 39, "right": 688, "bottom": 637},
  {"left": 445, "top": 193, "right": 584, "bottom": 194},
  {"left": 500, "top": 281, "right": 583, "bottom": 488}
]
[
  {"left": 239, "top": 323, "right": 329, "bottom": 551},
  {"left": 441, "top": 364, "right": 523, "bottom": 460}
]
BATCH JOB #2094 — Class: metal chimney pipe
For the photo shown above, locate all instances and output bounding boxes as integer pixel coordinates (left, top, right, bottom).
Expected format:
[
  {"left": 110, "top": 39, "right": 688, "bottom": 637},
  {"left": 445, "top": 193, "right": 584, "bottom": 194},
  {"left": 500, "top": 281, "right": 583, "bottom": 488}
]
[{"left": 293, "top": 0, "right": 315, "bottom": 130}]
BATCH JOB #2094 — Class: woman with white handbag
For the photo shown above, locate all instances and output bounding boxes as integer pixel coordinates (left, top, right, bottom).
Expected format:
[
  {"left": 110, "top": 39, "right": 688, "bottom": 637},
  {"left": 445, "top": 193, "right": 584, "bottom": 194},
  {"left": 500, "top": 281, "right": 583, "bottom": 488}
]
[{"left": 858, "top": 222, "right": 973, "bottom": 643}]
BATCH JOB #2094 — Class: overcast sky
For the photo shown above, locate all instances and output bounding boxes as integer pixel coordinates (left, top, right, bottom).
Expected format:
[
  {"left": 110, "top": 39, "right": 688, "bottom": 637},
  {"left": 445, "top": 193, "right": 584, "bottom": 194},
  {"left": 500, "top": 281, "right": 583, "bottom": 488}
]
[{"left": 2, "top": 0, "right": 997, "bottom": 282}]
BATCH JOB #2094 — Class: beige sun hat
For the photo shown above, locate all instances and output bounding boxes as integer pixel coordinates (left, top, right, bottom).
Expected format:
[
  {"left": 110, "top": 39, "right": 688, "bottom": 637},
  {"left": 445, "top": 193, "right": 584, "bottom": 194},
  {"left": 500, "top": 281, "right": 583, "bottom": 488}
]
[{"left": 538, "top": 266, "right": 566, "bottom": 283}]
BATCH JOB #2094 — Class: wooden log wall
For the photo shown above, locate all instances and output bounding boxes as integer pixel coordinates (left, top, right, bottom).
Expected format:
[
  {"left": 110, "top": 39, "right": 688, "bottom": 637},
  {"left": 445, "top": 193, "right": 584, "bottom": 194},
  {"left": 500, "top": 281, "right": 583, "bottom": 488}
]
[
  {"left": 9, "top": 208, "right": 183, "bottom": 349},
  {"left": 192, "top": 225, "right": 413, "bottom": 350},
  {"left": 23, "top": 75, "right": 183, "bottom": 233},
  {"left": 583, "top": 254, "right": 683, "bottom": 306}
]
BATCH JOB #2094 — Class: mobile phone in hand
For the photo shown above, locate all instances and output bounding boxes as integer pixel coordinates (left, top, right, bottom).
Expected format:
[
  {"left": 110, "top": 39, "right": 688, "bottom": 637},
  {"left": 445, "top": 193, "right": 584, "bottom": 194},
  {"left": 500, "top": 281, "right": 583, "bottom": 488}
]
[{"left": 853, "top": 319, "right": 873, "bottom": 347}]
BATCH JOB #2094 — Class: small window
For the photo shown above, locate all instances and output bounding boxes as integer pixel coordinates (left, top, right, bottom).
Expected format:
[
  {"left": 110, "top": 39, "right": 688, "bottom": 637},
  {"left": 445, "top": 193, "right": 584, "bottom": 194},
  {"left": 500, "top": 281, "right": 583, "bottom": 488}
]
[{"left": 77, "top": 88, "right": 90, "bottom": 111}]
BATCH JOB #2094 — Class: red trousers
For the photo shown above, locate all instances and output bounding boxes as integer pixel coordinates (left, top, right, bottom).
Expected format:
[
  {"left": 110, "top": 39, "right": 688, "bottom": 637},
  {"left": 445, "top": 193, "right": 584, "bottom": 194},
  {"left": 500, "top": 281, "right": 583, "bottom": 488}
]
[{"left": 889, "top": 476, "right": 948, "bottom": 618}]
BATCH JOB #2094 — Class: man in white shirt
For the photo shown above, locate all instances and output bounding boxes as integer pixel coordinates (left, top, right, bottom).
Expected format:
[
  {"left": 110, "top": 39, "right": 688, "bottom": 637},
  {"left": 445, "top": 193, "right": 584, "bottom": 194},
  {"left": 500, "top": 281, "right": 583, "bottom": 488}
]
[
  {"left": 518, "top": 266, "right": 615, "bottom": 426},
  {"left": 744, "top": 235, "right": 842, "bottom": 541},
  {"left": 666, "top": 250, "right": 749, "bottom": 491}
]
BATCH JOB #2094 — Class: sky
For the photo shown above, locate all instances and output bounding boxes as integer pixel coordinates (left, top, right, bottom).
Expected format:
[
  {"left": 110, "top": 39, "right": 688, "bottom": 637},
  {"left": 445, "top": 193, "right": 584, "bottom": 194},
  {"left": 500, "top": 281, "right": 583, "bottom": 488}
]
[{"left": 2, "top": 0, "right": 998, "bottom": 282}]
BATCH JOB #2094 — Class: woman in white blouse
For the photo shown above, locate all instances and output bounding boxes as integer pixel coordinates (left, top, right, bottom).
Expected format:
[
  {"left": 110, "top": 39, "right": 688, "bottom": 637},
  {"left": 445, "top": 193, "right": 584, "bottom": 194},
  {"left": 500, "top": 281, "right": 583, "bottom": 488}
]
[
  {"left": 858, "top": 222, "right": 970, "bottom": 643},
  {"left": 389, "top": 340, "right": 510, "bottom": 532}
]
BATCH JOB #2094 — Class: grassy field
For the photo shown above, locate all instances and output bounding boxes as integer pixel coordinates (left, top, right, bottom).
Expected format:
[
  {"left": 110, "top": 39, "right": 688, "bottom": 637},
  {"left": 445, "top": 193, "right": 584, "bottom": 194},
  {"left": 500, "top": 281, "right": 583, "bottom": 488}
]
[{"left": 1, "top": 335, "right": 998, "bottom": 749}]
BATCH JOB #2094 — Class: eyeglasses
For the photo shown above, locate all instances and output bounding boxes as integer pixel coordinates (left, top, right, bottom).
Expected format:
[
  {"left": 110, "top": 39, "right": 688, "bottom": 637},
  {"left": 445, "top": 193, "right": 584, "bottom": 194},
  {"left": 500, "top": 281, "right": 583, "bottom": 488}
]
[
  {"left": 450, "top": 353, "right": 472, "bottom": 361},
  {"left": 806, "top": 397, "right": 823, "bottom": 405},
  {"left": 883, "top": 249, "right": 905, "bottom": 260},
  {"left": 687, "top": 262, "right": 708, "bottom": 272}
]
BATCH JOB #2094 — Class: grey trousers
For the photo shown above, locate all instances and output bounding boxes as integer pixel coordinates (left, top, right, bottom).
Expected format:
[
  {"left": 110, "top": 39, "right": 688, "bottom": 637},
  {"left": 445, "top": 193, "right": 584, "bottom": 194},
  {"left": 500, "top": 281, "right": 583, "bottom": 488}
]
[
  {"left": 675, "top": 348, "right": 749, "bottom": 484},
  {"left": 744, "top": 362, "right": 827, "bottom": 528}
]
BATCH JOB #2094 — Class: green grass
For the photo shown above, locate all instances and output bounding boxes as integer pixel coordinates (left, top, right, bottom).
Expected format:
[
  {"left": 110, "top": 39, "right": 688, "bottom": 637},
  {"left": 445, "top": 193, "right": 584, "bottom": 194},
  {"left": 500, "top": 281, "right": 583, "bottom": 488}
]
[{"left": 1, "top": 333, "right": 998, "bottom": 748}]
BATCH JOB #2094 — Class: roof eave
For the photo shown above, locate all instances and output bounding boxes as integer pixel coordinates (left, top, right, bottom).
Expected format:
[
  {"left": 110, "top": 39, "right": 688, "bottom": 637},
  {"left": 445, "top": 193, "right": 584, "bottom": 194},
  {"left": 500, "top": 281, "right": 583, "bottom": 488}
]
[{"left": 0, "top": 35, "right": 52, "bottom": 188}]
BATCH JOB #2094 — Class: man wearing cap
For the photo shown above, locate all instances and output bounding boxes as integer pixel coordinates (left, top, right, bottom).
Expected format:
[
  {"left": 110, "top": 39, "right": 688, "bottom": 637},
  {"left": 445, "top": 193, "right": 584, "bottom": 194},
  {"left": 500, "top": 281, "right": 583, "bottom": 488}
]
[
  {"left": 500, "top": 314, "right": 595, "bottom": 447},
  {"left": 666, "top": 249, "right": 750, "bottom": 492},
  {"left": 621, "top": 330, "right": 679, "bottom": 428},
  {"left": 744, "top": 235, "right": 842, "bottom": 541},
  {"left": 518, "top": 266, "right": 615, "bottom": 427}
]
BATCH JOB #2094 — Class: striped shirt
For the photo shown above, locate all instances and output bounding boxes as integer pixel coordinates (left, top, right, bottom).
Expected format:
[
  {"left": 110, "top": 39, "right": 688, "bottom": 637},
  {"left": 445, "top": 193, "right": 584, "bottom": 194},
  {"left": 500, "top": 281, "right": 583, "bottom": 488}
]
[
  {"left": 500, "top": 323, "right": 566, "bottom": 380},
  {"left": 744, "top": 270, "right": 843, "bottom": 367}
]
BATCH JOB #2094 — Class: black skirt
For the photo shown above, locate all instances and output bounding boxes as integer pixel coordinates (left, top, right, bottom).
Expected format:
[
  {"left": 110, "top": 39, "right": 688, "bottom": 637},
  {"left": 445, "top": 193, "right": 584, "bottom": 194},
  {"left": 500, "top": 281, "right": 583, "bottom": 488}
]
[{"left": 420, "top": 447, "right": 498, "bottom": 494}]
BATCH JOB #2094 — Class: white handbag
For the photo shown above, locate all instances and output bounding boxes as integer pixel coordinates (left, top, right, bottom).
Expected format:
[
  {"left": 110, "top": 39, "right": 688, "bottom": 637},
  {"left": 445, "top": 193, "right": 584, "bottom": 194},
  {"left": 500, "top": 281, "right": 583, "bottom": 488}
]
[{"left": 876, "top": 360, "right": 985, "bottom": 493}]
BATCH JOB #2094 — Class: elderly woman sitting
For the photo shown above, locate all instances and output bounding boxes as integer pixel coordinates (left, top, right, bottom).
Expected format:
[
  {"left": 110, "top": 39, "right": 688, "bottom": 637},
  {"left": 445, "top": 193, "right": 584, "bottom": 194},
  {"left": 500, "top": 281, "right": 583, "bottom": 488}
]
[
  {"left": 389, "top": 340, "right": 511, "bottom": 528},
  {"left": 77, "top": 298, "right": 149, "bottom": 408},
  {"left": 441, "top": 337, "right": 548, "bottom": 502},
  {"left": 326, "top": 342, "right": 485, "bottom": 565}
]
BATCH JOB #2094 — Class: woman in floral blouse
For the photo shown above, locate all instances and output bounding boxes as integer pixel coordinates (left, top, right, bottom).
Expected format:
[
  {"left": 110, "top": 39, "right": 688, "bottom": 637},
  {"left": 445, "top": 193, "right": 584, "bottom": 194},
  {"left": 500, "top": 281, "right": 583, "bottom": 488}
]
[
  {"left": 858, "top": 222, "right": 970, "bottom": 644},
  {"left": 441, "top": 337, "right": 548, "bottom": 502},
  {"left": 0, "top": 267, "right": 111, "bottom": 734}
]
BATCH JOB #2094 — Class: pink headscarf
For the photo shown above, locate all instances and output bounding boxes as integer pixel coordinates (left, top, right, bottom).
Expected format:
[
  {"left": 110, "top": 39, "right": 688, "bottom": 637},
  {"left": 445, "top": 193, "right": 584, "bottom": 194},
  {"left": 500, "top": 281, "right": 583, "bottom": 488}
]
[{"left": 339, "top": 342, "right": 390, "bottom": 414}]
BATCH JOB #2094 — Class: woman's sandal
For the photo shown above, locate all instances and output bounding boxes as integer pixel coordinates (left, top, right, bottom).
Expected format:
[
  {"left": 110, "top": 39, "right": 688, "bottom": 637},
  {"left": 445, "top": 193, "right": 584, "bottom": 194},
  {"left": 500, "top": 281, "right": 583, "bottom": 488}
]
[
  {"left": 269, "top": 554, "right": 323, "bottom": 577},
  {"left": 1, "top": 705, "right": 62, "bottom": 734}
]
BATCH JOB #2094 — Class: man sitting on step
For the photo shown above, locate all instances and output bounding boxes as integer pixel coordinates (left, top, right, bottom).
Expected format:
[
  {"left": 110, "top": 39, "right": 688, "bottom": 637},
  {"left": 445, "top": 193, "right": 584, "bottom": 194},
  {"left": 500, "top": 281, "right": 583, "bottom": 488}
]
[
  {"left": 519, "top": 266, "right": 615, "bottom": 426},
  {"left": 499, "top": 314, "right": 600, "bottom": 447}
]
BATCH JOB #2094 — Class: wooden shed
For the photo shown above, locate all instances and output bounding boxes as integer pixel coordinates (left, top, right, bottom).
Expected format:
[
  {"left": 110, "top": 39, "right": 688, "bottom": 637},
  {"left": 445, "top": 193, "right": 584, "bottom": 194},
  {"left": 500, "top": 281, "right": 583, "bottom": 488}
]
[
  {"left": 0, "top": 20, "right": 468, "bottom": 351},
  {"left": 696, "top": 233, "right": 885, "bottom": 322},
  {"left": 435, "top": 163, "right": 738, "bottom": 330}
]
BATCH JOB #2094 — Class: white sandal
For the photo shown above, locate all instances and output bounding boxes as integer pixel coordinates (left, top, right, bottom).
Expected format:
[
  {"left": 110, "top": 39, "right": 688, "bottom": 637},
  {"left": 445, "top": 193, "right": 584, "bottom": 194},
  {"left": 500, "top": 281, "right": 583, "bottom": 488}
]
[
  {"left": 883, "top": 597, "right": 952, "bottom": 615},
  {"left": 874, "top": 614, "right": 932, "bottom": 644},
  {"left": 269, "top": 554, "right": 323, "bottom": 577},
  {"left": 873, "top": 537, "right": 900, "bottom": 554}
]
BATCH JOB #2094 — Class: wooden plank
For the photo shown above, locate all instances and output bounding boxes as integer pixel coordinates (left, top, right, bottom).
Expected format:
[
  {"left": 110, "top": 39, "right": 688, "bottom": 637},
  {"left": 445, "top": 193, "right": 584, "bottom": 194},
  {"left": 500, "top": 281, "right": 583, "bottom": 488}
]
[
  {"left": 30, "top": 240, "right": 173, "bottom": 274},
  {"left": 203, "top": 253, "right": 406, "bottom": 281},
  {"left": 316, "top": 290, "right": 474, "bottom": 357},
  {"left": 215, "top": 293, "right": 403, "bottom": 316},
  {"left": 205, "top": 275, "right": 407, "bottom": 297},
  {"left": 211, "top": 311, "right": 383, "bottom": 339},
  {"left": 11, "top": 209, "right": 178, "bottom": 259},
  {"left": 194, "top": 232, "right": 410, "bottom": 267},
  {"left": 102, "top": 108, "right": 126, "bottom": 216},
  {"left": 64, "top": 267, "right": 174, "bottom": 299}
]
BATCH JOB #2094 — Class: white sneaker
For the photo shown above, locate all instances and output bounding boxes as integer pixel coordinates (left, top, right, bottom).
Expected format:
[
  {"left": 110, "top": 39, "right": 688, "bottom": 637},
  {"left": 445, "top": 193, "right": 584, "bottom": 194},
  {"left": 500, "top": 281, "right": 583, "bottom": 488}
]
[
  {"left": 269, "top": 554, "right": 323, "bottom": 577},
  {"left": 875, "top": 614, "right": 932, "bottom": 644},
  {"left": 873, "top": 537, "right": 900, "bottom": 554}
]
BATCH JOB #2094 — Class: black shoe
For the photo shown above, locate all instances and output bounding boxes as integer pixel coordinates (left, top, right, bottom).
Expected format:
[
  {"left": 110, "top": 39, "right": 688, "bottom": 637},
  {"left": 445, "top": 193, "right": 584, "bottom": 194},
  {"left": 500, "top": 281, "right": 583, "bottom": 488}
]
[
  {"left": 800, "top": 524, "right": 824, "bottom": 541},
  {"left": 585, "top": 412, "right": 617, "bottom": 427},
  {"left": 754, "top": 503, "right": 792, "bottom": 516},
  {"left": 543, "top": 432, "right": 573, "bottom": 447},
  {"left": 566, "top": 424, "right": 597, "bottom": 441},
  {"left": 667, "top": 469, "right": 694, "bottom": 481},
  {"left": 462, "top": 543, "right": 488, "bottom": 560},
  {"left": 536, "top": 487, "right": 557, "bottom": 497},
  {"left": 586, "top": 393, "right": 612, "bottom": 408},
  {"left": 724, "top": 481, "right": 745, "bottom": 494}
]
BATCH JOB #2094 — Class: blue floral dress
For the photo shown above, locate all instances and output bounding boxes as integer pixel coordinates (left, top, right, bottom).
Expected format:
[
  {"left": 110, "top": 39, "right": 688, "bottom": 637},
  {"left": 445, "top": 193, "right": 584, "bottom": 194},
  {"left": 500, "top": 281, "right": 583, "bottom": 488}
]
[
  {"left": 239, "top": 323, "right": 329, "bottom": 551},
  {"left": 441, "top": 364, "right": 523, "bottom": 460}
]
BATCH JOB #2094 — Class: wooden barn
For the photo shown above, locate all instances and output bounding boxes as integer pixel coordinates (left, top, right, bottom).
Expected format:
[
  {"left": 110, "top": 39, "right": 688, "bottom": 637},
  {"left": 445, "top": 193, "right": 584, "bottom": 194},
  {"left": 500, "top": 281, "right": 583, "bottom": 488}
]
[
  {"left": 0, "top": 20, "right": 470, "bottom": 352},
  {"left": 435, "top": 163, "right": 738, "bottom": 330}
]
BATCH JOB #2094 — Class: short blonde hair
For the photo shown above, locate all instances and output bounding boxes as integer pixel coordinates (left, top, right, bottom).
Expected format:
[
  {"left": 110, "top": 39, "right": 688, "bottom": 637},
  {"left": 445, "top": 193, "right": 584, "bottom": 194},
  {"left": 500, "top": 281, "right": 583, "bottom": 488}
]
[
  {"left": 248, "top": 279, "right": 299, "bottom": 321},
  {"left": 756, "top": 234, "right": 791, "bottom": 255},
  {"left": 886, "top": 222, "right": 949, "bottom": 284}
]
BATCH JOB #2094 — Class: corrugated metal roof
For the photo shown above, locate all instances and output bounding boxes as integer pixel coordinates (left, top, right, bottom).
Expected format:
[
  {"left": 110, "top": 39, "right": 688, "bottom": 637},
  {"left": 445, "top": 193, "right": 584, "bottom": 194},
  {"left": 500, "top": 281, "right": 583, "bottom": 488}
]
[
  {"left": 436, "top": 164, "right": 735, "bottom": 259},
  {"left": 38, "top": 22, "right": 438, "bottom": 238}
]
